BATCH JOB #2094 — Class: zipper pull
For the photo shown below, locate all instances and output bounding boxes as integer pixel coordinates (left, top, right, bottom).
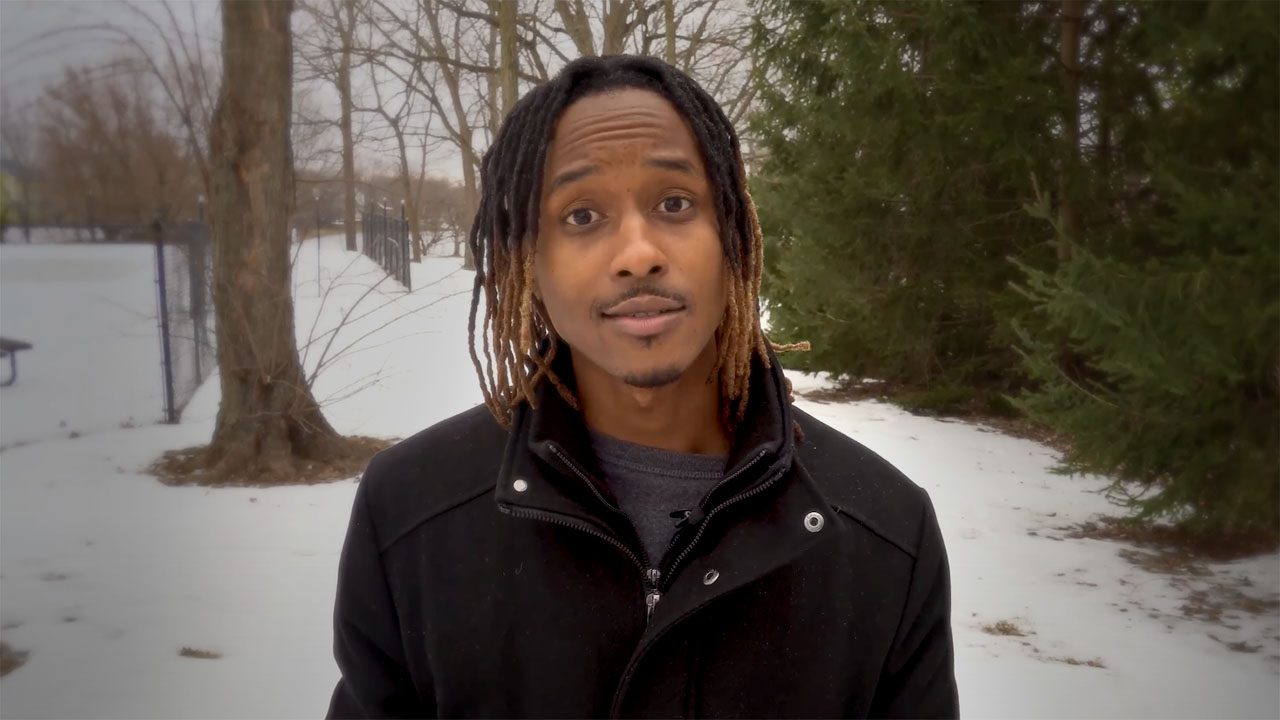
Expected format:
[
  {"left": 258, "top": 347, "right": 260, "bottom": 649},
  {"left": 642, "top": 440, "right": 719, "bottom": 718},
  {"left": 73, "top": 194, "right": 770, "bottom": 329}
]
[
  {"left": 644, "top": 568, "right": 661, "bottom": 586},
  {"left": 670, "top": 507, "right": 705, "bottom": 529},
  {"left": 645, "top": 591, "right": 662, "bottom": 622}
]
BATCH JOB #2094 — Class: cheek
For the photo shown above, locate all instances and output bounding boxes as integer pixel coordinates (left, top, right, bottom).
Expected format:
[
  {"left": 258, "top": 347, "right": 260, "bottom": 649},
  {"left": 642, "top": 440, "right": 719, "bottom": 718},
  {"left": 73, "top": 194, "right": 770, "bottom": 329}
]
[
  {"left": 532, "top": 242, "right": 578, "bottom": 330},
  {"left": 693, "top": 237, "right": 729, "bottom": 319}
]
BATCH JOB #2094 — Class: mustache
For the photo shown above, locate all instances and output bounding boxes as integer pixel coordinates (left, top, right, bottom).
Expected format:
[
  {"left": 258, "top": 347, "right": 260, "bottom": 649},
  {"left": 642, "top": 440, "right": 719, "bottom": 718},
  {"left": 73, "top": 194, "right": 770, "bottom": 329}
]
[{"left": 594, "top": 284, "right": 689, "bottom": 316}]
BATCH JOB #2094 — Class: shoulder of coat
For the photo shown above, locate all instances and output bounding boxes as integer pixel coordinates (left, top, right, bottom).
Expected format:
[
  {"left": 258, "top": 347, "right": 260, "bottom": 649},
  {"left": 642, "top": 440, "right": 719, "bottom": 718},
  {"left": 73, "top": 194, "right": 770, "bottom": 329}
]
[
  {"left": 358, "top": 403, "right": 506, "bottom": 551},
  {"left": 792, "top": 406, "right": 932, "bottom": 559}
]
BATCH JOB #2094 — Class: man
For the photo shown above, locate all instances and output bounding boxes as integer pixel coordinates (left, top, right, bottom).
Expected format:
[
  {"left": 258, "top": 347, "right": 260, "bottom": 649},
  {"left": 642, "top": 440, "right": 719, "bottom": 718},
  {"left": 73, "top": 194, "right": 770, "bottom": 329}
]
[{"left": 328, "top": 55, "right": 958, "bottom": 719}]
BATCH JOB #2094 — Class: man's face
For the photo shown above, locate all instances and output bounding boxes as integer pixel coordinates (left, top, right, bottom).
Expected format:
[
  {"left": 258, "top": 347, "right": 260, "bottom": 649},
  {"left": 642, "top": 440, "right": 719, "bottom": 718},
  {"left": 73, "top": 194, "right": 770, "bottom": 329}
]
[{"left": 534, "top": 88, "right": 727, "bottom": 389}]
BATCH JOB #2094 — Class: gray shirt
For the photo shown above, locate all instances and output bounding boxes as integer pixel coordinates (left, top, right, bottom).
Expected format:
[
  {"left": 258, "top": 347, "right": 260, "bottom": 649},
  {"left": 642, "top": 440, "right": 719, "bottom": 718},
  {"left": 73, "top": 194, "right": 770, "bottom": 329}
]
[{"left": 589, "top": 429, "right": 726, "bottom": 567}]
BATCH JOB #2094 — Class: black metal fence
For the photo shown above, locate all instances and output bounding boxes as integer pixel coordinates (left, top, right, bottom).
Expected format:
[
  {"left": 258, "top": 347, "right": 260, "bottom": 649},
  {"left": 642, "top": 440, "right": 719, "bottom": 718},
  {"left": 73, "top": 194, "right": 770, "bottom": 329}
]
[
  {"left": 360, "top": 204, "right": 412, "bottom": 290},
  {"left": 0, "top": 221, "right": 216, "bottom": 423},
  {"left": 154, "top": 222, "right": 216, "bottom": 423}
]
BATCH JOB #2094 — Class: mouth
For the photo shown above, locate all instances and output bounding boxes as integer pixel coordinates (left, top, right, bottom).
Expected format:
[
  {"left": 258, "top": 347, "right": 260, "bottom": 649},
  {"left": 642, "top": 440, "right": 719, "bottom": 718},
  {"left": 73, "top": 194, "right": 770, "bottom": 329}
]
[
  {"left": 601, "top": 301, "right": 686, "bottom": 338},
  {"left": 601, "top": 297, "right": 687, "bottom": 339},
  {"left": 604, "top": 308, "right": 682, "bottom": 319},
  {"left": 603, "top": 309, "right": 686, "bottom": 338}
]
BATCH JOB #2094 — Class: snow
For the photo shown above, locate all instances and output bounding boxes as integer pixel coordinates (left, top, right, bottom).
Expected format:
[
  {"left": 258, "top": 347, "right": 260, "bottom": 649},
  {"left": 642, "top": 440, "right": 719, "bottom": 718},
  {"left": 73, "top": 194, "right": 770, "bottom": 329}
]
[
  {"left": 2, "top": 227, "right": 106, "bottom": 245},
  {"left": 0, "top": 243, "right": 167, "bottom": 449},
  {"left": 1, "top": 237, "right": 1277, "bottom": 718}
]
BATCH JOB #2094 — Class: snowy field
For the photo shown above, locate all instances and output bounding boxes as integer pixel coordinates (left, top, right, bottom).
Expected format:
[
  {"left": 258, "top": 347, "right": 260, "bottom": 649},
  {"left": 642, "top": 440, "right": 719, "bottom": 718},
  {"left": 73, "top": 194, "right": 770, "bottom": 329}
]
[
  {"left": 0, "top": 238, "right": 1277, "bottom": 718},
  {"left": 0, "top": 243, "right": 166, "bottom": 449}
]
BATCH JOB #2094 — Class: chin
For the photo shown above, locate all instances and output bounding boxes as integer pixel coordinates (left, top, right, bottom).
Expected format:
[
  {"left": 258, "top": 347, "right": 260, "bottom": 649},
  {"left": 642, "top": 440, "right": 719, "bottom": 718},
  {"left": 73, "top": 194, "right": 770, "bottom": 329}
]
[{"left": 618, "top": 364, "right": 686, "bottom": 389}]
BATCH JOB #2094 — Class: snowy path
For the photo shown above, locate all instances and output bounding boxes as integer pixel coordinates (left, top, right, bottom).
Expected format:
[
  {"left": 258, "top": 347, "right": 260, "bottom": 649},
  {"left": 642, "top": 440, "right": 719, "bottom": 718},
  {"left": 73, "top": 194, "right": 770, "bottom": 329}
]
[{"left": 1, "top": 239, "right": 1276, "bottom": 718}]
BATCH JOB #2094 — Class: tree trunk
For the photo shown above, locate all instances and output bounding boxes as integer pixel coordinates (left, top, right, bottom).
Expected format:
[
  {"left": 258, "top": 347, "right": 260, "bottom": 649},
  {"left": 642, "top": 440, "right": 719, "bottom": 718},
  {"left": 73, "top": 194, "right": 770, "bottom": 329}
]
[
  {"left": 423, "top": 0, "right": 479, "bottom": 269},
  {"left": 663, "top": 0, "right": 676, "bottom": 66},
  {"left": 1058, "top": 0, "right": 1083, "bottom": 261},
  {"left": 204, "top": 0, "right": 349, "bottom": 484},
  {"left": 396, "top": 139, "right": 424, "bottom": 261},
  {"left": 497, "top": 0, "right": 519, "bottom": 118},
  {"left": 339, "top": 0, "right": 358, "bottom": 252},
  {"left": 602, "top": 0, "right": 629, "bottom": 56},
  {"left": 554, "top": 0, "right": 596, "bottom": 56},
  {"left": 460, "top": 152, "right": 478, "bottom": 271}
]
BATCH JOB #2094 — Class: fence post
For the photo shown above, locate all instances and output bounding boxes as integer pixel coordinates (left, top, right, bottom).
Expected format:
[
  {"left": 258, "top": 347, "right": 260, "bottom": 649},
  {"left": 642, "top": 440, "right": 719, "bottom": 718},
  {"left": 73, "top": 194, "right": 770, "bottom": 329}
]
[
  {"left": 154, "top": 221, "right": 178, "bottom": 424},
  {"left": 401, "top": 203, "right": 411, "bottom": 290},
  {"left": 185, "top": 224, "right": 207, "bottom": 381}
]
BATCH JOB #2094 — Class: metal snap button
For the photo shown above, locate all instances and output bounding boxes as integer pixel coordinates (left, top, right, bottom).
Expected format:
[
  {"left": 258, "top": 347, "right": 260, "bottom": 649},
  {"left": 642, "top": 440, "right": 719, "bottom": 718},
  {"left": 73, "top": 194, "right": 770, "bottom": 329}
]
[
  {"left": 512, "top": 478, "right": 529, "bottom": 493},
  {"left": 803, "top": 511, "right": 824, "bottom": 533},
  {"left": 703, "top": 569, "right": 719, "bottom": 586}
]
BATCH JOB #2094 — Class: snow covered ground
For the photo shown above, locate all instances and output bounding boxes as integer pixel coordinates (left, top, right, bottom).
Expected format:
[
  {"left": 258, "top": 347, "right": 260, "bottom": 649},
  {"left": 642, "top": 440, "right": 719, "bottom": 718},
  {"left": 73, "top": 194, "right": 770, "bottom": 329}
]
[
  {"left": 0, "top": 243, "right": 167, "bottom": 449},
  {"left": 2, "top": 227, "right": 106, "bottom": 245},
  {"left": 1, "top": 238, "right": 1277, "bottom": 718}
]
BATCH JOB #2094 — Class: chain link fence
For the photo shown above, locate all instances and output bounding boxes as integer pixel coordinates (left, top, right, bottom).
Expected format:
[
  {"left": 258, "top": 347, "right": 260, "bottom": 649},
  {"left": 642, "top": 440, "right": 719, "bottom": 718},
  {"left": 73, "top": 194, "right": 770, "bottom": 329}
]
[{"left": 154, "top": 222, "right": 216, "bottom": 423}]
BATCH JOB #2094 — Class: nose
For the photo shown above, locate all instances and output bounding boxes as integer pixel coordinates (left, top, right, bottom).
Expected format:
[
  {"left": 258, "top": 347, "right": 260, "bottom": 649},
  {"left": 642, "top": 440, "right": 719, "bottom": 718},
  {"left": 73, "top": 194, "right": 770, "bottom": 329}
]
[{"left": 609, "top": 211, "right": 666, "bottom": 279}]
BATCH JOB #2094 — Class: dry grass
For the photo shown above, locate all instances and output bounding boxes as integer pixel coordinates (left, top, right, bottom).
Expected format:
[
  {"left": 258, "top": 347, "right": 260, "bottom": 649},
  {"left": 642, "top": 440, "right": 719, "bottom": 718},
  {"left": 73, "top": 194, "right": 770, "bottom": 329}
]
[
  {"left": 1066, "top": 518, "right": 1279, "bottom": 562},
  {"left": 151, "top": 435, "right": 394, "bottom": 488},
  {"left": 1049, "top": 655, "right": 1107, "bottom": 669},
  {"left": 0, "top": 642, "right": 30, "bottom": 677},
  {"left": 982, "top": 619, "right": 1028, "bottom": 637}
]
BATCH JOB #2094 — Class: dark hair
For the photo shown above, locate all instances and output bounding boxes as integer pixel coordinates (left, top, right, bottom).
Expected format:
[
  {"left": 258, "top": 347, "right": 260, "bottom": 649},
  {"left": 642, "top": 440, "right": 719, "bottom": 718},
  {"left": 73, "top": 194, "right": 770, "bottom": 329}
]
[{"left": 467, "top": 55, "right": 797, "bottom": 428}]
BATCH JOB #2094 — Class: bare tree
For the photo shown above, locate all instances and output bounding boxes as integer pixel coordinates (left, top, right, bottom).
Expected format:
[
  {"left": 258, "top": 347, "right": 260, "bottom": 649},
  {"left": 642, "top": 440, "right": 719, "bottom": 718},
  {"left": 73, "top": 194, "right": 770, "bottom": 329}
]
[
  {"left": 167, "top": 0, "right": 366, "bottom": 486},
  {"left": 362, "top": 0, "right": 759, "bottom": 272},
  {"left": 548, "top": 0, "right": 654, "bottom": 56},
  {"left": 106, "top": 2, "right": 220, "bottom": 195},
  {"left": 370, "top": 0, "right": 496, "bottom": 269},
  {"left": 297, "top": 0, "right": 367, "bottom": 251},
  {"left": 34, "top": 62, "right": 201, "bottom": 225},
  {"left": 496, "top": 0, "right": 519, "bottom": 114},
  {"left": 6, "top": 2, "right": 222, "bottom": 198},
  {"left": 355, "top": 15, "right": 447, "bottom": 261}
]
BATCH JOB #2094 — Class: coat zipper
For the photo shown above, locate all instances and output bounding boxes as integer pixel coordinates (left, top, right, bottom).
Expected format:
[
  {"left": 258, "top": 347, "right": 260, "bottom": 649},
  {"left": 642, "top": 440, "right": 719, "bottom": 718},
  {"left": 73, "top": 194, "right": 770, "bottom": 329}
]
[
  {"left": 661, "top": 449, "right": 782, "bottom": 590},
  {"left": 544, "top": 444, "right": 662, "bottom": 621},
  {"left": 498, "top": 504, "right": 645, "bottom": 572},
  {"left": 611, "top": 455, "right": 788, "bottom": 718}
]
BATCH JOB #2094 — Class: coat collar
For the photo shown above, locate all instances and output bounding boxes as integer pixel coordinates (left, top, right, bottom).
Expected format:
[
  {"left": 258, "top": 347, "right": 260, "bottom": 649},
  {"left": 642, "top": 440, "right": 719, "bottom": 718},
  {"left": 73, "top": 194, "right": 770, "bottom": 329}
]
[{"left": 494, "top": 344, "right": 797, "bottom": 534}]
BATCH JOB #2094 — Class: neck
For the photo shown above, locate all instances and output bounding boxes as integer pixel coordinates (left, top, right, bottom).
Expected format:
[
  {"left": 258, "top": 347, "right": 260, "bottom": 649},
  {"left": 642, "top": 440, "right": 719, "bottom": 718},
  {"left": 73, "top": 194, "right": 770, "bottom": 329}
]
[{"left": 573, "top": 340, "right": 730, "bottom": 456}]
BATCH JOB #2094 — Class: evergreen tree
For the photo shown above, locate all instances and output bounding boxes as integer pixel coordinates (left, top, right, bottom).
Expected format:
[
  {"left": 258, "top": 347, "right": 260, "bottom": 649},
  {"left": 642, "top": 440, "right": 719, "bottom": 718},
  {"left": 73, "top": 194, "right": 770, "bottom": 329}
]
[
  {"left": 1013, "top": 0, "right": 1280, "bottom": 534},
  {"left": 751, "top": 0, "right": 1061, "bottom": 407},
  {"left": 751, "top": 0, "right": 1278, "bottom": 534}
]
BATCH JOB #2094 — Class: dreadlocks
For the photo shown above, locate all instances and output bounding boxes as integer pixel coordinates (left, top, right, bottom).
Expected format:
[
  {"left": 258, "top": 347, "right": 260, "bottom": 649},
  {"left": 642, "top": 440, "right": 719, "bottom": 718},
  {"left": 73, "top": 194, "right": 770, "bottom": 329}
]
[{"left": 467, "top": 55, "right": 806, "bottom": 430}]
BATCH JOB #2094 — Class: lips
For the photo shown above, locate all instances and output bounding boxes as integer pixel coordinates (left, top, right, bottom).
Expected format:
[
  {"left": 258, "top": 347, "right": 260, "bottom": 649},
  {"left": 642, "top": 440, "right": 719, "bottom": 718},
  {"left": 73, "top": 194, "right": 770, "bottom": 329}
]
[
  {"left": 601, "top": 295, "right": 686, "bottom": 338},
  {"left": 602, "top": 295, "right": 685, "bottom": 318}
]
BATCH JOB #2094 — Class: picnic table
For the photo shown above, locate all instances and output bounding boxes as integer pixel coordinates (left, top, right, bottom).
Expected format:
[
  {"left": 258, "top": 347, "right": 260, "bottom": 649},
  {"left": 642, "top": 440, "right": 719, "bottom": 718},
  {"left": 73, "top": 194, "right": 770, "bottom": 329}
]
[{"left": 0, "top": 337, "right": 33, "bottom": 387}]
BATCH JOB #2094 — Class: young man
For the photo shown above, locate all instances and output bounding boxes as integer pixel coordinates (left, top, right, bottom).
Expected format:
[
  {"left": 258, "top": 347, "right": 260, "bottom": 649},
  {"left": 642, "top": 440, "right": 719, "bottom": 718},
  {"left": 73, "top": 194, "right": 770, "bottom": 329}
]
[{"left": 328, "top": 55, "right": 958, "bottom": 719}]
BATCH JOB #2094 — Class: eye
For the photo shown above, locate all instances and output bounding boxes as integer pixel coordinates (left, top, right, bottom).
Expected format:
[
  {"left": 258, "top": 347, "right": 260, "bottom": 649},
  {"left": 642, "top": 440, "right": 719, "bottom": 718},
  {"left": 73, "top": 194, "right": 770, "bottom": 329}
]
[
  {"left": 564, "top": 208, "right": 602, "bottom": 227},
  {"left": 658, "top": 196, "right": 693, "bottom": 214}
]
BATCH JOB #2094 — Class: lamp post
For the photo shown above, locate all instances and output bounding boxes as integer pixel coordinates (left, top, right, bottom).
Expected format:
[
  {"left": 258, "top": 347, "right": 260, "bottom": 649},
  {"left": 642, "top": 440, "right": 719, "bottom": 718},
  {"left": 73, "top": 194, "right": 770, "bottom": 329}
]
[
  {"left": 197, "top": 193, "right": 206, "bottom": 223},
  {"left": 313, "top": 188, "right": 322, "bottom": 294},
  {"left": 86, "top": 191, "right": 96, "bottom": 241}
]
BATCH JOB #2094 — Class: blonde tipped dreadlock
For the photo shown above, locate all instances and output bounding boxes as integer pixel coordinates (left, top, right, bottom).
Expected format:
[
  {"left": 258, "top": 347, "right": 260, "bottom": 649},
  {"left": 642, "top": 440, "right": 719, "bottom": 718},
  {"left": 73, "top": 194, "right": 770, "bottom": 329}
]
[{"left": 466, "top": 56, "right": 808, "bottom": 431}]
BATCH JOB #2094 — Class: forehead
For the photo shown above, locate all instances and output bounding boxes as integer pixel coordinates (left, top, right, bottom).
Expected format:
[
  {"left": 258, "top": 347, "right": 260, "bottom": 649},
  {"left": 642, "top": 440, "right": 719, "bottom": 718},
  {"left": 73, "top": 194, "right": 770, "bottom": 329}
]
[{"left": 544, "top": 88, "right": 704, "bottom": 174}]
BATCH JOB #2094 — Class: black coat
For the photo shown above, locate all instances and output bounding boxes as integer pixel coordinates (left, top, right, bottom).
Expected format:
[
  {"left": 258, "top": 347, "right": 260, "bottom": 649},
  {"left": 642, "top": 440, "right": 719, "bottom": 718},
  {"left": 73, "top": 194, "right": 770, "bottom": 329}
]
[{"left": 327, "top": 354, "right": 959, "bottom": 718}]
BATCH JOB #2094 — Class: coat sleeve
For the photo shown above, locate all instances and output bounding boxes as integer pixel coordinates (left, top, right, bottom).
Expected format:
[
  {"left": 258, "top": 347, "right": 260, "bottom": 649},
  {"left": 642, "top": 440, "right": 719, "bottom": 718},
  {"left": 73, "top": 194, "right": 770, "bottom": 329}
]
[
  {"left": 327, "top": 468, "right": 434, "bottom": 719},
  {"left": 868, "top": 492, "right": 960, "bottom": 719}
]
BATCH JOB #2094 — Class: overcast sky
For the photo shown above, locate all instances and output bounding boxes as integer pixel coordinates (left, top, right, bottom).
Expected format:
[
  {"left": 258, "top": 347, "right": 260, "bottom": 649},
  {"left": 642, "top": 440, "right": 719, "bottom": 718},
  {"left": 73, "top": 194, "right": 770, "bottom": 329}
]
[
  {"left": 0, "top": 0, "right": 468, "bottom": 182},
  {"left": 1, "top": 1, "right": 219, "bottom": 113}
]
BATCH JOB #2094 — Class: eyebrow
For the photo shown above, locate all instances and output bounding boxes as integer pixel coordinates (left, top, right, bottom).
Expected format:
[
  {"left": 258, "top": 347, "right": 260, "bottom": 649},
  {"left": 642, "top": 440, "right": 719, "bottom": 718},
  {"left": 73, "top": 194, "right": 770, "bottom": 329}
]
[
  {"left": 645, "top": 156, "right": 696, "bottom": 175},
  {"left": 548, "top": 164, "right": 600, "bottom": 194},
  {"left": 546, "top": 156, "right": 699, "bottom": 194}
]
